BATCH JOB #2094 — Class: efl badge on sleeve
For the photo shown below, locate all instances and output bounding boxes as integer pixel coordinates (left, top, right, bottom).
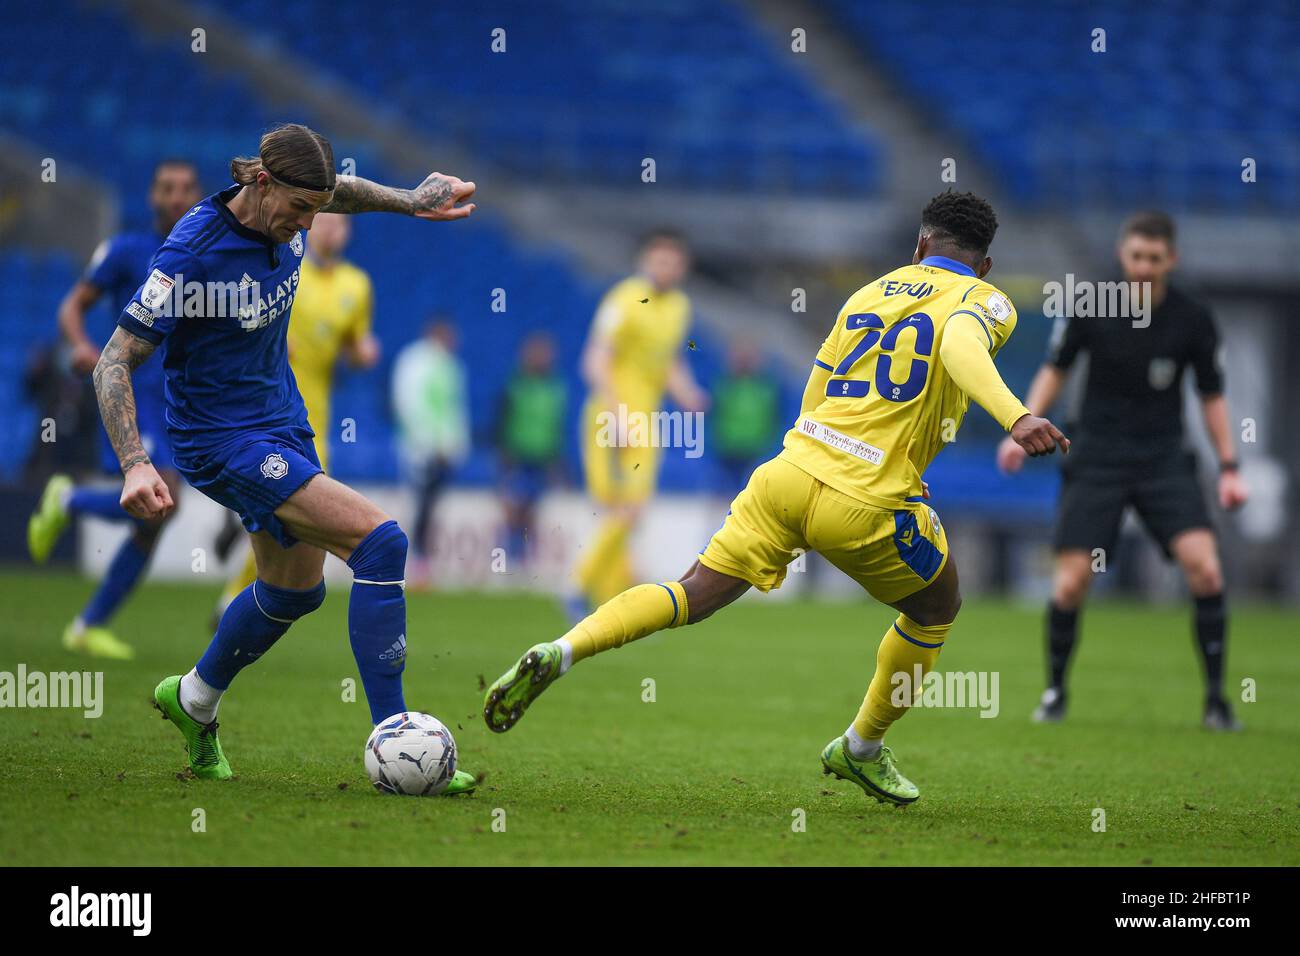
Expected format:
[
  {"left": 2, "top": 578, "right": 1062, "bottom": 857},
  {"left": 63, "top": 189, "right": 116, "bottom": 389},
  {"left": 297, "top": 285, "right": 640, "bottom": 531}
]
[
  {"left": 984, "top": 292, "right": 1013, "bottom": 324},
  {"left": 140, "top": 269, "right": 175, "bottom": 313}
]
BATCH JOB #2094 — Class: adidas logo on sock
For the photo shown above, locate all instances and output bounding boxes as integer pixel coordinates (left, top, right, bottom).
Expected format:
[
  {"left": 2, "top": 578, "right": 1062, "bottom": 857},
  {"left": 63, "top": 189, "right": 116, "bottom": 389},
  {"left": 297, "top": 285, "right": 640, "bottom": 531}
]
[{"left": 379, "top": 634, "right": 407, "bottom": 663}]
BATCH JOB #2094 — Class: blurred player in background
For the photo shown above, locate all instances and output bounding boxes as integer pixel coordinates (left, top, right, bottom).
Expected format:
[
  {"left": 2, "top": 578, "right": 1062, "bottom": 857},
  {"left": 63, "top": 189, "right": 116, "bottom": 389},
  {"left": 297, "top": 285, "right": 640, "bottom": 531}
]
[
  {"left": 487, "top": 192, "right": 1071, "bottom": 805},
  {"left": 711, "top": 339, "right": 782, "bottom": 495},
  {"left": 998, "top": 211, "right": 1248, "bottom": 730},
  {"left": 391, "top": 317, "right": 469, "bottom": 586},
  {"left": 27, "top": 159, "right": 202, "bottom": 659},
  {"left": 566, "top": 229, "right": 707, "bottom": 619},
  {"left": 212, "top": 211, "right": 379, "bottom": 622},
  {"left": 495, "top": 332, "right": 567, "bottom": 567}
]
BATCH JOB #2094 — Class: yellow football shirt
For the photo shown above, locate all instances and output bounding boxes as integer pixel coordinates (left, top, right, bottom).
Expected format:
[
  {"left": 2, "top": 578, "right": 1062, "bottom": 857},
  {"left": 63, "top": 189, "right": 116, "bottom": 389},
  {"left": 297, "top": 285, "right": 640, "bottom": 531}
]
[
  {"left": 780, "top": 257, "right": 1026, "bottom": 509},
  {"left": 590, "top": 275, "right": 691, "bottom": 412},
  {"left": 287, "top": 255, "right": 373, "bottom": 464}
]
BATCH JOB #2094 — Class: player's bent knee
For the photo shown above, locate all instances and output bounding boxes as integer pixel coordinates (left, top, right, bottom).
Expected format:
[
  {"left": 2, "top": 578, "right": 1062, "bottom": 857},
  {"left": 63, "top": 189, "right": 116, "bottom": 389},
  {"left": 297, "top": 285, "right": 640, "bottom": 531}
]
[
  {"left": 255, "top": 578, "right": 327, "bottom": 622},
  {"left": 679, "top": 565, "right": 749, "bottom": 624},
  {"left": 610, "top": 503, "right": 642, "bottom": 526},
  {"left": 1052, "top": 568, "right": 1092, "bottom": 609},
  {"left": 907, "top": 594, "right": 961, "bottom": 629},
  {"left": 347, "top": 519, "right": 408, "bottom": 583},
  {"left": 1186, "top": 561, "right": 1223, "bottom": 597},
  {"left": 946, "top": 589, "right": 963, "bottom": 624}
]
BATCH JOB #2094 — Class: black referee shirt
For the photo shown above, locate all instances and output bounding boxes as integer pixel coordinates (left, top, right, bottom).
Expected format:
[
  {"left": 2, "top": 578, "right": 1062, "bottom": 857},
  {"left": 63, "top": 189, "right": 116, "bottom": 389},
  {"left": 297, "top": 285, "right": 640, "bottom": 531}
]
[{"left": 1048, "top": 284, "right": 1224, "bottom": 466}]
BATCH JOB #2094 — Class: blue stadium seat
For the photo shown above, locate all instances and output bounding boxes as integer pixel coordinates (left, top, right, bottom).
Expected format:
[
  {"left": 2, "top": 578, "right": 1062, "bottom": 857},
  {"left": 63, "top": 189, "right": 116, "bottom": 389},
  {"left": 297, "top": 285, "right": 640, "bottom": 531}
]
[
  {"left": 823, "top": 0, "right": 1300, "bottom": 211},
  {"left": 197, "top": 0, "right": 882, "bottom": 197}
]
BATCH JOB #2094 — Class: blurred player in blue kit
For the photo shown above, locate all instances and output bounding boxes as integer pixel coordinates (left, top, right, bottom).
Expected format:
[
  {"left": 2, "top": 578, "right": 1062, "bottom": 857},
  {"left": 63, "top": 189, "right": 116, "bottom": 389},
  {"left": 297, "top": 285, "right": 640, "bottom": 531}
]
[{"left": 29, "top": 160, "right": 202, "bottom": 659}]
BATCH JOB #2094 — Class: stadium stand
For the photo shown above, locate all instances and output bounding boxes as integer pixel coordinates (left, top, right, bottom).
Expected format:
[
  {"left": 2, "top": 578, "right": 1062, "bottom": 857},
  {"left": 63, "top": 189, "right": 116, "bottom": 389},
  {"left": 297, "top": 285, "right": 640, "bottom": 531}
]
[
  {"left": 0, "top": 0, "right": 1060, "bottom": 512},
  {"left": 0, "top": 1, "right": 757, "bottom": 489},
  {"left": 825, "top": 0, "right": 1300, "bottom": 210},
  {"left": 204, "top": 0, "right": 882, "bottom": 196}
]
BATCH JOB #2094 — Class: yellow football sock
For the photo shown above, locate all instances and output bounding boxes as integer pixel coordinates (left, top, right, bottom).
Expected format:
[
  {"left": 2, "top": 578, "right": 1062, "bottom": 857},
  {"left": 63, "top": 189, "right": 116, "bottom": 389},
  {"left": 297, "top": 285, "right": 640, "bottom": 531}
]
[
  {"left": 562, "top": 581, "right": 689, "bottom": 663},
  {"left": 218, "top": 549, "right": 258, "bottom": 612},
  {"left": 852, "top": 613, "right": 951, "bottom": 741},
  {"left": 573, "top": 517, "right": 631, "bottom": 603},
  {"left": 592, "top": 541, "right": 635, "bottom": 605}
]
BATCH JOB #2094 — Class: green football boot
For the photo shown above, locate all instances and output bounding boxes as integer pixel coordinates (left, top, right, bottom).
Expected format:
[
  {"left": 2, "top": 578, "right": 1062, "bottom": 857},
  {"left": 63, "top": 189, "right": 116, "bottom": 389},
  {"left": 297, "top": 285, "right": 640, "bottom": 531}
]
[
  {"left": 63, "top": 621, "right": 135, "bottom": 661},
  {"left": 443, "top": 770, "right": 478, "bottom": 795},
  {"left": 483, "top": 642, "right": 564, "bottom": 733},
  {"left": 28, "top": 473, "right": 73, "bottom": 565},
  {"left": 821, "top": 736, "right": 920, "bottom": 805},
  {"left": 152, "top": 675, "right": 232, "bottom": 780}
]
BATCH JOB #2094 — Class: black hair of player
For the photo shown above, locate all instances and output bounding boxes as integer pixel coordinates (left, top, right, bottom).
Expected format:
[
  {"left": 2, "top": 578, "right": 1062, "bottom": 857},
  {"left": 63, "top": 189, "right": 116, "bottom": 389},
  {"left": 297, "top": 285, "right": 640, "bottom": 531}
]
[
  {"left": 638, "top": 227, "right": 688, "bottom": 254},
  {"left": 1119, "top": 210, "right": 1176, "bottom": 249},
  {"left": 151, "top": 158, "right": 199, "bottom": 184},
  {"left": 918, "top": 190, "right": 999, "bottom": 265}
]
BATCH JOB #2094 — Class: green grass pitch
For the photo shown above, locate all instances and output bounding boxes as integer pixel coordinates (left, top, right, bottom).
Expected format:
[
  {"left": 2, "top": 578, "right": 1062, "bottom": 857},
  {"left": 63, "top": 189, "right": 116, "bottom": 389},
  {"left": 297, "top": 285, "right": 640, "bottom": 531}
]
[{"left": 1, "top": 569, "right": 1296, "bottom": 866}]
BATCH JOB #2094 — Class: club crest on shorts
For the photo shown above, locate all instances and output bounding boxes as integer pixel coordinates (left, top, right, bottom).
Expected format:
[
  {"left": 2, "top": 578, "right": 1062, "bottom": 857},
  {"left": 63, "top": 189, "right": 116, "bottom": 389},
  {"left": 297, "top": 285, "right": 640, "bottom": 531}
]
[
  {"left": 260, "top": 453, "right": 289, "bottom": 480},
  {"left": 1148, "top": 357, "right": 1177, "bottom": 390}
]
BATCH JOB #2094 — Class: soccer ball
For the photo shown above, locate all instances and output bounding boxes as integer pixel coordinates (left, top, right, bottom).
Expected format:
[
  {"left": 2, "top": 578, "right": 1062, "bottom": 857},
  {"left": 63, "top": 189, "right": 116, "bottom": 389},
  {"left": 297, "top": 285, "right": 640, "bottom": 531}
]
[{"left": 363, "top": 712, "right": 457, "bottom": 796}]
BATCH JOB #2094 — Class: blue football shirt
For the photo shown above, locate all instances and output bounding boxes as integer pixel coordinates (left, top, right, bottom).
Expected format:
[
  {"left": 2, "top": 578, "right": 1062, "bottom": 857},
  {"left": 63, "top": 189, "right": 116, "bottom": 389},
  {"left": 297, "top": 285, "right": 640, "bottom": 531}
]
[{"left": 116, "top": 185, "right": 311, "bottom": 458}]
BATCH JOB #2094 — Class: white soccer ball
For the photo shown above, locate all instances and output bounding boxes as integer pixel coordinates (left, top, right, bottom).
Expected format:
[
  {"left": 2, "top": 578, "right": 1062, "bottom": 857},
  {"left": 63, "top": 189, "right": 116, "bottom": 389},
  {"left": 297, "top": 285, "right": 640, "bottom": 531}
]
[{"left": 364, "top": 712, "right": 457, "bottom": 796}]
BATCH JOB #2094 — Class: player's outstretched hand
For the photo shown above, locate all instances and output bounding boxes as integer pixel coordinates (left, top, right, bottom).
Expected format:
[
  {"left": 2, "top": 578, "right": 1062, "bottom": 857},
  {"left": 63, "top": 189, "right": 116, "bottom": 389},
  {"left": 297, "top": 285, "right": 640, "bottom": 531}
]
[
  {"left": 120, "top": 462, "right": 174, "bottom": 520},
  {"left": 411, "top": 172, "right": 476, "bottom": 221},
  {"left": 996, "top": 434, "right": 1028, "bottom": 474},
  {"left": 1218, "top": 470, "right": 1248, "bottom": 511},
  {"left": 1010, "top": 414, "right": 1070, "bottom": 458}
]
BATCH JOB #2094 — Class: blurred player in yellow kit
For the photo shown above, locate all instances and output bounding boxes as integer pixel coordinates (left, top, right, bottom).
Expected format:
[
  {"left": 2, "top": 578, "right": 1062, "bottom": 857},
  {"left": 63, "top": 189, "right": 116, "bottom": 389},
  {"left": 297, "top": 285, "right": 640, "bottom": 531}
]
[
  {"left": 214, "top": 213, "right": 379, "bottom": 617},
  {"left": 487, "top": 192, "right": 1071, "bottom": 805},
  {"left": 566, "top": 230, "right": 707, "bottom": 619}
]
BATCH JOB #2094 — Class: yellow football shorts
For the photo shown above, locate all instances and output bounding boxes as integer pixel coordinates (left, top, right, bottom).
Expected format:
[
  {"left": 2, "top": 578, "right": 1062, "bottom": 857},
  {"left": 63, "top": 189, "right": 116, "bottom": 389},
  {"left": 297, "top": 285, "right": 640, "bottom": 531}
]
[
  {"left": 581, "top": 396, "right": 662, "bottom": 506},
  {"left": 699, "top": 456, "right": 949, "bottom": 604}
]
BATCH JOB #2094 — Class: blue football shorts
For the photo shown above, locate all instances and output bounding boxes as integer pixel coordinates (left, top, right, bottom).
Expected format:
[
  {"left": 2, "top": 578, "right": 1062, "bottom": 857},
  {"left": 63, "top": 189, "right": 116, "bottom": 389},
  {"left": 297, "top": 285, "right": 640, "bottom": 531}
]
[{"left": 174, "top": 425, "right": 323, "bottom": 548}]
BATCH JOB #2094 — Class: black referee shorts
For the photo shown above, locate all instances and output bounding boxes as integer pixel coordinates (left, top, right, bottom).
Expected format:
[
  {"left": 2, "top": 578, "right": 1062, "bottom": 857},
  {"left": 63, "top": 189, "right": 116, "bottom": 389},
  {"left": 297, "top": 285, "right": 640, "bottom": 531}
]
[{"left": 1054, "top": 450, "right": 1214, "bottom": 558}]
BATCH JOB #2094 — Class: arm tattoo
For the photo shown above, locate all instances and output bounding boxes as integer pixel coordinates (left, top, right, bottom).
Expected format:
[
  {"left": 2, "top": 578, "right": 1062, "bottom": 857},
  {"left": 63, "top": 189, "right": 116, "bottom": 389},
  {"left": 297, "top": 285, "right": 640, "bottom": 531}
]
[
  {"left": 320, "top": 176, "right": 412, "bottom": 215},
  {"left": 92, "top": 326, "right": 158, "bottom": 474},
  {"left": 320, "top": 173, "right": 454, "bottom": 216}
]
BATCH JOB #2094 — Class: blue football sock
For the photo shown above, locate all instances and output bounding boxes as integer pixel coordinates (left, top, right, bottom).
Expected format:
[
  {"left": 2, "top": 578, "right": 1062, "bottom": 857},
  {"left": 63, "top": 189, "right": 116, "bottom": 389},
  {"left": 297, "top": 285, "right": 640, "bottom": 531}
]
[
  {"left": 81, "top": 536, "right": 153, "bottom": 627},
  {"left": 67, "top": 487, "right": 133, "bottom": 522},
  {"left": 195, "top": 579, "right": 326, "bottom": 690},
  {"left": 508, "top": 525, "right": 527, "bottom": 562},
  {"left": 346, "top": 520, "right": 409, "bottom": 724}
]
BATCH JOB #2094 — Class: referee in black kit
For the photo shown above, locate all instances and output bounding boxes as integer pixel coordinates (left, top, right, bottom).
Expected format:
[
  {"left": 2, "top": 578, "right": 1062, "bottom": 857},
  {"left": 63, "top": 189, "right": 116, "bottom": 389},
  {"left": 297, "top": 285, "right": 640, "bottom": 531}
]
[{"left": 997, "top": 211, "right": 1249, "bottom": 730}]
